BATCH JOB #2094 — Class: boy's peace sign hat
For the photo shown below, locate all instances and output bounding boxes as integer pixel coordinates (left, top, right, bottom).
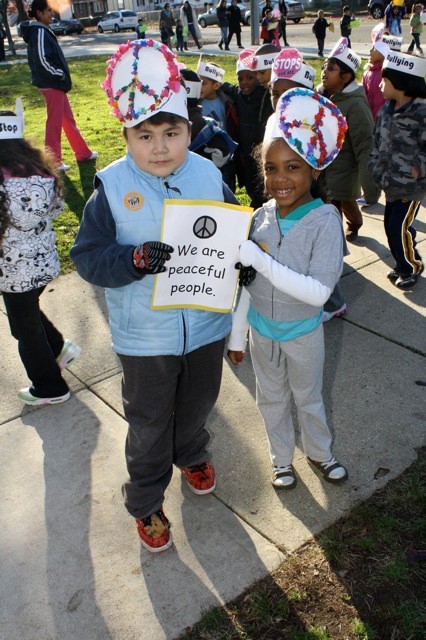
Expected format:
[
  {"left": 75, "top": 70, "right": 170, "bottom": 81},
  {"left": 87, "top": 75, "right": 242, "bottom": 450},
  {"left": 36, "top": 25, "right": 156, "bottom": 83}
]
[
  {"left": 329, "top": 37, "right": 361, "bottom": 73},
  {"left": 383, "top": 51, "right": 426, "bottom": 78},
  {"left": 0, "top": 98, "right": 24, "bottom": 140},
  {"left": 271, "top": 48, "right": 315, "bottom": 89},
  {"left": 265, "top": 87, "right": 347, "bottom": 170},
  {"left": 102, "top": 39, "right": 188, "bottom": 127}
]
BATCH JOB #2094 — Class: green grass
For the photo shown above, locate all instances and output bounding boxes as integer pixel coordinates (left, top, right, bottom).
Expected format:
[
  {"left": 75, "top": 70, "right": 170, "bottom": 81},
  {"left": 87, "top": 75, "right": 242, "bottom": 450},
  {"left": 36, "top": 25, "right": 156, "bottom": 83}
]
[
  {"left": 1, "top": 54, "right": 328, "bottom": 271},
  {"left": 180, "top": 451, "right": 426, "bottom": 640}
]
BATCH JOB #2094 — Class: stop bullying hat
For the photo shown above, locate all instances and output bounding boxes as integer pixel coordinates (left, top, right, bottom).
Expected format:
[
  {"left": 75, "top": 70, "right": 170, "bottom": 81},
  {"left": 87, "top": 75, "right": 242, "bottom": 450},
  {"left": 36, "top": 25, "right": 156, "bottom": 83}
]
[
  {"left": 253, "top": 44, "right": 280, "bottom": 71},
  {"left": 196, "top": 59, "right": 225, "bottom": 83},
  {"left": 266, "top": 88, "right": 348, "bottom": 170},
  {"left": 271, "top": 48, "right": 315, "bottom": 89},
  {"left": 236, "top": 47, "right": 257, "bottom": 73},
  {"left": 370, "top": 22, "right": 401, "bottom": 55},
  {"left": 381, "top": 34, "right": 403, "bottom": 51},
  {"left": 180, "top": 68, "right": 201, "bottom": 100},
  {"left": 0, "top": 98, "right": 24, "bottom": 140},
  {"left": 329, "top": 37, "right": 361, "bottom": 73},
  {"left": 102, "top": 39, "right": 188, "bottom": 127},
  {"left": 383, "top": 51, "right": 426, "bottom": 78}
]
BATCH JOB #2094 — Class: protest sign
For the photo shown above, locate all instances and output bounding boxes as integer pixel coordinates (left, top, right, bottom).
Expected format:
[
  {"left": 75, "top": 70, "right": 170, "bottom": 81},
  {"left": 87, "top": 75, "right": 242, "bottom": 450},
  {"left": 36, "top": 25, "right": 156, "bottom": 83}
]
[{"left": 151, "top": 200, "right": 253, "bottom": 312}]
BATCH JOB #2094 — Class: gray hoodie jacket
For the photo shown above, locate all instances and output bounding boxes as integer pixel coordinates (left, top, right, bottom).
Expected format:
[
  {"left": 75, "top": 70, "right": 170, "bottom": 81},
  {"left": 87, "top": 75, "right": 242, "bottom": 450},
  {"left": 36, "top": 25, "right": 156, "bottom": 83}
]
[{"left": 246, "top": 199, "right": 345, "bottom": 322}]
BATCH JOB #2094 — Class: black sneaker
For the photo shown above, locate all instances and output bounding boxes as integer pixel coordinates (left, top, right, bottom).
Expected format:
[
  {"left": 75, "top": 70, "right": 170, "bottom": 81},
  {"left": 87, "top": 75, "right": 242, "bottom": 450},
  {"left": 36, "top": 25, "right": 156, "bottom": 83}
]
[
  {"left": 387, "top": 268, "right": 401, "bottom": 283},
  {"left": 308, "top": 456, "right": 348, "bottom": 484},
  {"left": 395, "top": 264, "right": 424, "bottom": 289}
]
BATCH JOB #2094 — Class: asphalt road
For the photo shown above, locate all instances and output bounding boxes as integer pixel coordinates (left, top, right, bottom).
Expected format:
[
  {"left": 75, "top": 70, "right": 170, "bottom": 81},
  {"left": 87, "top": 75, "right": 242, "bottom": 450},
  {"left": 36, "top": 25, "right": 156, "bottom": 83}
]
[{"left": 8, "top": 16, "right": 413, "bottom": 61}]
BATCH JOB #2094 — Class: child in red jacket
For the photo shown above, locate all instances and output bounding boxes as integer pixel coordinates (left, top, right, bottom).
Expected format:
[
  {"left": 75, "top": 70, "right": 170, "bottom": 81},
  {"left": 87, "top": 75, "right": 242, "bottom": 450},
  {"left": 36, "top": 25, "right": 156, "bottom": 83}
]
[{"left": 362, "top": 38, "right": 388, "bottom": 122}]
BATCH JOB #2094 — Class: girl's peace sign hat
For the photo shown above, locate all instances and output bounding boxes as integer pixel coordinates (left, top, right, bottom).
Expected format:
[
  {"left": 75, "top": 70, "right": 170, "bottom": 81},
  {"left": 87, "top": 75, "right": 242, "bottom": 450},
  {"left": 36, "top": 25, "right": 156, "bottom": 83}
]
[
  {"left": 102, "top": 39, "right": 188, "bottom": 128},
  {"left": 266, "top": 88, "right": 347, "bottom": 170},
  {"left": 329, "top": 37, "right": 361, "bottom": 73},
  {"left": 0, "top": 98, "right": 24, "bottom": 140},
  {"left": 271, "top": 48, "right": 315, "bottom": 89}
]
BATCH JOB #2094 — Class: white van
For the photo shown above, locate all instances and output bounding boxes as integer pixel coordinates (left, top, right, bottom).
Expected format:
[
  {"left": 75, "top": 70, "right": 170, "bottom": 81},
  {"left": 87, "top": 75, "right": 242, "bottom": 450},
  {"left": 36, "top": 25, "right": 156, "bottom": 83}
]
[{"left": 97, "top": 10, "right": 138, "bottom": 33}]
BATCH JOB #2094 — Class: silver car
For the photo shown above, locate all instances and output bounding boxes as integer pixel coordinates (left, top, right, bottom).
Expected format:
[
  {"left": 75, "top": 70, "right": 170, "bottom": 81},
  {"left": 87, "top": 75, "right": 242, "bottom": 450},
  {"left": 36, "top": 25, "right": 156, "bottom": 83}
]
[
  {"left": 245, "top": 0, "right": 305, "bottom": 26},
  {"left": 198, "top": 3, "right": 249, "bottom": 28},
  {"left": 97, "top": 10, "right": 138, "bottom": 33}
]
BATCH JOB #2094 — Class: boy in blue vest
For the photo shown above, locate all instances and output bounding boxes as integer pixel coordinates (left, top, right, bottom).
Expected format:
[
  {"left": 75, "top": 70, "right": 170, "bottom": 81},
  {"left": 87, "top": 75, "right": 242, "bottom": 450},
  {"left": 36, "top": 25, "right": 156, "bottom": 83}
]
[{"left": 71, "top": 40, "right": 238, "bottom": 553}]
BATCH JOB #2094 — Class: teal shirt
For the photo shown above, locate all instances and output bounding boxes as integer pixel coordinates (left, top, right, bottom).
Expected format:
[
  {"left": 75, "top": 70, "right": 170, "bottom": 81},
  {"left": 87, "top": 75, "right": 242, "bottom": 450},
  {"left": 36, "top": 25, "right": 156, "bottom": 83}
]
[{"left": 248, "top": 199, "right": 324, "bottom": 342}]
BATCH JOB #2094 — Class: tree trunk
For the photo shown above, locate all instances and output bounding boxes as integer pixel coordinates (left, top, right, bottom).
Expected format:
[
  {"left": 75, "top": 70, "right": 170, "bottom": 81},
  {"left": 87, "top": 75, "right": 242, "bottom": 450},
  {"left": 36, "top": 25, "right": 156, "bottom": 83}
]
[{"left": 0, "top": 3, "right": 16, "bottom": 56}]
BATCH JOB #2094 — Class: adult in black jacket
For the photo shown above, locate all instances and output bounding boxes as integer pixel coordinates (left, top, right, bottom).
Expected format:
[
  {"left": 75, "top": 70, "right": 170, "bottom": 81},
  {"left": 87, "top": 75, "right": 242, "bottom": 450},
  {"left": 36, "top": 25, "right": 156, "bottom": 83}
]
[
  {"left": 278, "top": 0, "right": 289, "bottom": 46},
  {"left": 226, "top": 0, "right": 245, "bottom": 49},
  {"left": 20, "top": 0, "right": 95, "bottom": 171},
  {"left": 159, "top": 4, "right": 176, "bottom": 34},
  {"left": 262, "top": 0, "right": 273, "bottom": 18},
  {"left": 217, "top": 0, "right": 229, "bottom": 50}
]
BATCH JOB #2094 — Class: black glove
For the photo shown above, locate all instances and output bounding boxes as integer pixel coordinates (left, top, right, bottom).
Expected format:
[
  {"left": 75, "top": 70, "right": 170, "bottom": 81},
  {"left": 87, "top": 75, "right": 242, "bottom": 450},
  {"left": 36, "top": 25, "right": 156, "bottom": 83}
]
[
  {"left": 235, "top": 262, "right": 256, "bottom": 287},
  {"left": 133, "top": 241, "right": 174, "bottom": 274}
]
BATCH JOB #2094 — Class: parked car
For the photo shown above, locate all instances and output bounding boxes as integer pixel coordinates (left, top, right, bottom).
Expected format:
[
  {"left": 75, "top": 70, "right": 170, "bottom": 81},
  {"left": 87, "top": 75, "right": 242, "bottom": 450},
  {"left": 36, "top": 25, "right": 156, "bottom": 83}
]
[
  {"left": 368, "top": 0, "right": 424, "bottom": 20},
  {"left": 198, "top": 3, "right": 249, "bottom": 28},
  {"left": 49, "top": 17, "right": 84, "bottom": 35},
  {"left": 17, "top": 17, "right": 84, "bottom": 37},
  {"left": 245, "top": 0, "right": 305, "bottom": 26},
  {"left": 97, "top": 10, "right": 138, "bottom": 33}
]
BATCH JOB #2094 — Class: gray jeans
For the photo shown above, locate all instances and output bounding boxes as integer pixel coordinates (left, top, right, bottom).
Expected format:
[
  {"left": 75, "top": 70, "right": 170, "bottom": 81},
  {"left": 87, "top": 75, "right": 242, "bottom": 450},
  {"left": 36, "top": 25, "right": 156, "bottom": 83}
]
[
  {"left": 119, "top": 339, "right": 225, "bottom": 519},
  {"left": 250, "top": 325, "right": 333, "bottom": 468}
]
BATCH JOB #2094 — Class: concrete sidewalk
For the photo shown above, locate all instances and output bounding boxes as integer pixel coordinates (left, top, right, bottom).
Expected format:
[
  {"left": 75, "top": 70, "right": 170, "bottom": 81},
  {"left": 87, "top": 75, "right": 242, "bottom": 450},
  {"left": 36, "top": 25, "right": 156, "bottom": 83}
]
[{"left": 0, "top": 200, "right": 425, "bottom": 640}]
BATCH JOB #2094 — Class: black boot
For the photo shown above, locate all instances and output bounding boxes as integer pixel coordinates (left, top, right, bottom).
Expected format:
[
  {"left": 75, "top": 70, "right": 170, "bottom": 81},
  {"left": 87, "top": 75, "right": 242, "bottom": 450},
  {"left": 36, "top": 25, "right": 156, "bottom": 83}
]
[{"left": 218, "top": 40, "right": 223, "bottom": 50}]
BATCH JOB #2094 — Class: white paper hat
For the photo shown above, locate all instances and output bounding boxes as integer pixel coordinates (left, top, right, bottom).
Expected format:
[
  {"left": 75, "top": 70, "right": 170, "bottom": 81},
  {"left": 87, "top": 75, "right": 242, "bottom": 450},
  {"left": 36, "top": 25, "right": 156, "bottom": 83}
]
[
  {"left": 102, "top": 39, "right": 187, "bottom": 128},
  {"left": 374, "top": 40, "right": 390, "bottom": 58},
  {"left": 196, "top": 60, "right": 225, "bottom": 83},
  {"left": 180, "top": 69, "right": 202, "bottom": 100},
  {"left": 381, "top": 35, "right": 403, "bottom": 51},
  {"left": 253, "top": 44, "right": 280, "bottom": 71},
  {"left": 266, "top": 88, "right": 347, "bottom": 170},
  {"left": 329, "top": 37, "right": 361, "bottom": 73},
  {"left": 0, "top": 98, "right": 24, "bottom": 140},
  {"left": 271, "top": 49, "right": 315, "bottom": 89},
  {"left": 384, "top": 51, "right": 426, "bottom": 78},
  {"left": 371, "top": 22, "right": 385, "bottom": 43},
  {"left": 236, "top": 48, "right": 257, "bottom": 73}
]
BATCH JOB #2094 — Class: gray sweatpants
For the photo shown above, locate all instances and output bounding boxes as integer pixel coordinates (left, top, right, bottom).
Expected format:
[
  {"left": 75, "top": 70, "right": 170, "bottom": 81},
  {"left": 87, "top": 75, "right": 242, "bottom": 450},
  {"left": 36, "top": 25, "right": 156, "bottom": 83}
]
[
  {"left": 119, "top": 338, "right": 225, "bottom": 519},
  {"left": 249, "top": 324, "right": 333, "bottom": 468}
]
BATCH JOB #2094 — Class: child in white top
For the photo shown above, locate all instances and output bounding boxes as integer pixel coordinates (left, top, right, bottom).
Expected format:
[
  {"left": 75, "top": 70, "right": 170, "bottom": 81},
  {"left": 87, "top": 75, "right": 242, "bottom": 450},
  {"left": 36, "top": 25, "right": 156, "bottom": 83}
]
[{"left": 0, "top": 106, "right": 81, "bottom": 406}]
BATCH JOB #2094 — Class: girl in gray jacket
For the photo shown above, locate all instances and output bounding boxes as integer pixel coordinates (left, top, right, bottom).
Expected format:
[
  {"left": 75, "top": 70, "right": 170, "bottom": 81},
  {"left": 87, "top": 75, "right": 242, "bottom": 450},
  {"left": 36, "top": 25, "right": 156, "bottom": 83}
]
[{"left": 228, "top": 88, "right": 349, "bottom": 491}]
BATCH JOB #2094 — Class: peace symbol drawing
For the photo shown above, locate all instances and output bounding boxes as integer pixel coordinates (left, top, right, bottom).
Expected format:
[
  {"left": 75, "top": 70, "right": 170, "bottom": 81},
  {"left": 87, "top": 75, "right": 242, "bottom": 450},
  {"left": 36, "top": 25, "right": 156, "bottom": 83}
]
[{"left": 193, "top": 216, "right": 217, "bottom": 239}]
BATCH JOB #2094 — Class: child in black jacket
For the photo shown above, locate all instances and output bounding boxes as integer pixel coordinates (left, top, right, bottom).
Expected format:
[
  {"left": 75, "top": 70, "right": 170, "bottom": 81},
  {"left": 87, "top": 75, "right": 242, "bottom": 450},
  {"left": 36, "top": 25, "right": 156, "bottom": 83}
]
[
  {"left": 222, "top": 50, "right": 274, "bottom": 209},
  {"left": 312, "top": 10, "right": 331, "bottom": 57},
  {"left": 340, "top": 6, "right": 355, "bottom": 48}
]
